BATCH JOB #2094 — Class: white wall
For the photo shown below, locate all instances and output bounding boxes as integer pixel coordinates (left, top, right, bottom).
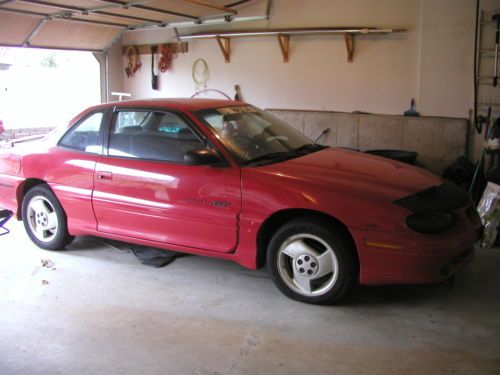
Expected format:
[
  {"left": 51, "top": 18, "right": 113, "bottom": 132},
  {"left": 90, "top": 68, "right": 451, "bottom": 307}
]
[
  {"left": 112, "top": 0, "right": 479, "bottom": 119},
  {"left": 418, "top": 0, "right": 475, "bottom": 118}
]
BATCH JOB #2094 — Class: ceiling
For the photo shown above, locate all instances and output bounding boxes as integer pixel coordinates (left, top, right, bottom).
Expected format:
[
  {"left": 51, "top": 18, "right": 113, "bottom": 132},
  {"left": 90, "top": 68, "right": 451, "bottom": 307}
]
[{"left": 0, "top": 0, "right": 258, "bottom": 52}]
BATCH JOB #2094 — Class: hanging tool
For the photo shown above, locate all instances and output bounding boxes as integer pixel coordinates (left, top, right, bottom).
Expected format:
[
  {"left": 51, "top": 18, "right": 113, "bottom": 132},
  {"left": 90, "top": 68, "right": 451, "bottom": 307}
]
[
  {"left": 125, "top": 46, "right": 141, "bottom": 78},
  {"left": 192, "top": 58, "right": 209, "bottom": 91},
  {"left": 151, "top": 46, "right": 159, "bottom": 90},
  {"left": 159, "top": 45, "right": 175, "bottom": 73},
  {"left": 475, "top": 107, "right": 491, "bottom": 136},
  {"left": 493, "top": 13, "right": 500, "bottom": 87}
]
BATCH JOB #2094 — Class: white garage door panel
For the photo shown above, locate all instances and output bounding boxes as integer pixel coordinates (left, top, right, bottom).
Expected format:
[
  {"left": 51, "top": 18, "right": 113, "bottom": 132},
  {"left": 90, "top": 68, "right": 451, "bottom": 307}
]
[
  {"left": 0, "top": 0, "right": 253, "bottom": 51},
  {"left": 29, "top": 19, "right": 122, "bottom": 51},
  {"left": 0, "top": 12, "right": 41, "bottom": 46}
]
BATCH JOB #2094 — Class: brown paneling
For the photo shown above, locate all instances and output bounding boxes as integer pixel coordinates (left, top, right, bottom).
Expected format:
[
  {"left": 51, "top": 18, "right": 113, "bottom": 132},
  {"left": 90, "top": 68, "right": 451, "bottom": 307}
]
[
  {"left": 0, "top": 0, "right": 244, "bottom": 51},
  {"left": 147, "top": 0, "right": 224, "bottom": 17},
  {"left": 1, "top": 2, "right": 54, "bottom": 15},
  {"left": 0, "top": 12, "right": 41, "bottom": 45},
  {"left": 98, "top": 7, "right": 180, "bottom": 24},
  {"left": 29, "top": 19, "right": 122, "bottom": 50}
]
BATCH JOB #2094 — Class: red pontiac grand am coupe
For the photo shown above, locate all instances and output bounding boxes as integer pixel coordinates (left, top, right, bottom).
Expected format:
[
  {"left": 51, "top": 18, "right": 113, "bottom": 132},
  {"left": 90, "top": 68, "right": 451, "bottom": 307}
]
[{"left": 0, "top": 99, "right": 481, "bottom": 304}]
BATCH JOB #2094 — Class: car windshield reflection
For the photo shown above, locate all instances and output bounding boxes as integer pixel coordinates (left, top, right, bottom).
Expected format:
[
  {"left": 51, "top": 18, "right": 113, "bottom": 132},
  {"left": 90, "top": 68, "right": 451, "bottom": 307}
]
[{"left": 195, "top": 106, "right": 327, "bottom": 166}]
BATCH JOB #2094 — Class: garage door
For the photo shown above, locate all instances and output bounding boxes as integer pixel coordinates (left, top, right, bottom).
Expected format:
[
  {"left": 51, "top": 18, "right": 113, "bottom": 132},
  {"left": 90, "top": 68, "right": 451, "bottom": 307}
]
[{"left": 0, "top": 0, "right": 252, "bottom": 51}]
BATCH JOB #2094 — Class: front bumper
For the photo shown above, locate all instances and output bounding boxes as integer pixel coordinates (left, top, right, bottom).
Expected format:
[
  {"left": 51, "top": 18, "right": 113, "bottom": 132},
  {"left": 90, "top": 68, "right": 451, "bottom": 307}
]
[{"left": 352, "top": 205, "right": 481, "bottom": 285}]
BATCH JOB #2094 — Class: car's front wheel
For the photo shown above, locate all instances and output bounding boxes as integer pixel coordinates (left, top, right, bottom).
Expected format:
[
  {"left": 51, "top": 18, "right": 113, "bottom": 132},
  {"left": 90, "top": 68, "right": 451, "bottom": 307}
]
[
  {"left": 22, "top": 185, "right": 74, "bottom": 250},
  {"left": 267, "top": 217, "right": 356, "bottom": 304}
]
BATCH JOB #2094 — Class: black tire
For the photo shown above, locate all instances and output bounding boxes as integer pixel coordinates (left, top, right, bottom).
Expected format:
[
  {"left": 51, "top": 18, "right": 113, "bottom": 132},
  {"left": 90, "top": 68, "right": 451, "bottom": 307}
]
[
  {"left": 22, "top": 184, "right": 74, "bottom": 250},
  {"left": 267, "top": 217, "right": 356, "bottom": 305}
]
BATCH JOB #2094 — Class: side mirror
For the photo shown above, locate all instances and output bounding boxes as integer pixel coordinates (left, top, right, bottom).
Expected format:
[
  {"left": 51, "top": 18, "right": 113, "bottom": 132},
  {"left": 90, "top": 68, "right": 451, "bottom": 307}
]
[{"left": 184, "top": 148, "right": 222, "bottom": 166}]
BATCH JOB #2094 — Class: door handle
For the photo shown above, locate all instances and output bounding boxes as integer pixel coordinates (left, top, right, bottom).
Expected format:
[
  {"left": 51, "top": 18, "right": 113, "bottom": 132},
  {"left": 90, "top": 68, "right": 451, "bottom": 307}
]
[{"left": 96, "top": 171, "right": 113, "bottom": 181}]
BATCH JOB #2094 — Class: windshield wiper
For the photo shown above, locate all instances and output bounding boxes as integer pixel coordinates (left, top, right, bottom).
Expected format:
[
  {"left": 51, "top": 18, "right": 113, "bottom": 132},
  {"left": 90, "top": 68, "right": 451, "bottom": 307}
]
[
  {"left": 291, "top": 143, "right": 327, "bottom": 154},
  {"left": 242, "top": 152, "right": 292, "bottom": 166},
  {"left": 242, "top": 144, "right": 327, "bottom": 166}
]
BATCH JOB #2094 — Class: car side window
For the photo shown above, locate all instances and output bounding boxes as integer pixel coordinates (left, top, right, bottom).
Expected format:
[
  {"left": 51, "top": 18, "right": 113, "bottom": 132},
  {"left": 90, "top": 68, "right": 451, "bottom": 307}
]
[
  {"left": 108, "top": 111, "right": 205, "bottom": 163},
  {"left": 58, "top": 112, "right": 104, "bottom": 154}
]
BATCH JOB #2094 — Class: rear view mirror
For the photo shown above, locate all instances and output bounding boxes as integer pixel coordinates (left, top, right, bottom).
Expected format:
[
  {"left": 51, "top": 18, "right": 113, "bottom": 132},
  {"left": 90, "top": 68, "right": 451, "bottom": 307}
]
[{"left": 184, "top": 149, "right": 222, "bottom": 166}]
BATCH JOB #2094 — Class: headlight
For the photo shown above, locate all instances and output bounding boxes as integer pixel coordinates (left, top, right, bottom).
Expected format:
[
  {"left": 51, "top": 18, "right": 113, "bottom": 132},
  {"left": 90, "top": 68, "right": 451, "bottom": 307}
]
[{"left": 405, "top": 210, "right": 455, "bottom": 234}]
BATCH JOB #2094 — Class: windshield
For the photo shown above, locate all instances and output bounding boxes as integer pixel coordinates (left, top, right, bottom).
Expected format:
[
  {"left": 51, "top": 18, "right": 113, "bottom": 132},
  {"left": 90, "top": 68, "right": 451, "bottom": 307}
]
[{"left": 195, "top": 105, "right": 326, "bottom": 166}]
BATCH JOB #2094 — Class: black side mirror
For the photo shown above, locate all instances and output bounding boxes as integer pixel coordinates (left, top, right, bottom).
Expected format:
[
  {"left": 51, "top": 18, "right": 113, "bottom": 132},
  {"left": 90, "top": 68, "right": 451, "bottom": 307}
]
[{"left": 184, "top": 149, "right": 222, "bottom": 166}]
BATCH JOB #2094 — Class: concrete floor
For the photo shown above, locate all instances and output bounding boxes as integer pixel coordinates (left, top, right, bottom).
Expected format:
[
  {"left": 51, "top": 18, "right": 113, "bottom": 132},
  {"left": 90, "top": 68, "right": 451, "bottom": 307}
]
[{"left": 0, "top": 221, "right": 499, "bottom": 375}]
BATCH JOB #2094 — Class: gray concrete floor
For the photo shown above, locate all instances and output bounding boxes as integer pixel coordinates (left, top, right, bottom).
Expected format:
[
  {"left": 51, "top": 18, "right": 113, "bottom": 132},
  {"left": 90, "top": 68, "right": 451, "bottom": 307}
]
[{"left": 0, "top": 221, "right": 499, "bottom": 375}]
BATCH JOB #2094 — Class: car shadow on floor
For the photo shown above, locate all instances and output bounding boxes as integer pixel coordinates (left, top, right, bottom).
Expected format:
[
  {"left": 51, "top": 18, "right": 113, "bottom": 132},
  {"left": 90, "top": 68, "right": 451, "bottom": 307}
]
[
  {"left": 62, "top": 236, "right": 491, "bottom": 307},
  {"left": 343, "top": 283, "right": 452, "bottom": 306},
  {"left": 65, "top": 236, "right": 132, "bottom": 252}
]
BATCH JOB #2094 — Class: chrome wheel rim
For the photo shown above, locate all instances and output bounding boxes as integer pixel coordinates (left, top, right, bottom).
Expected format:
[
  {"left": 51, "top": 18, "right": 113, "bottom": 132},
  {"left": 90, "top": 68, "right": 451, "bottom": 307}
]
[
  {"left": 277, "top": 233, "right": 339, "bottom": 297},
  {"left": 27, "top": 196, "right": 59, "bottom": 243}
]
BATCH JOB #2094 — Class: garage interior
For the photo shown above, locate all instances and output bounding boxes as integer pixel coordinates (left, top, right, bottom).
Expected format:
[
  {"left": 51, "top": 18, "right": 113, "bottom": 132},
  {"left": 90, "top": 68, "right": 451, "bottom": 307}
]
[{"left": 1, "top": 0, "right": 500, "bottom": 374}]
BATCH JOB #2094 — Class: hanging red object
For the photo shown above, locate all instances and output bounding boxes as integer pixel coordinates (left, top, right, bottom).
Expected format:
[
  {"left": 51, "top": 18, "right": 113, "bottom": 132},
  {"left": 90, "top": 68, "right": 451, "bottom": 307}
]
[{"left": 158, "top": 45, "right": 175, "bottom": 73}]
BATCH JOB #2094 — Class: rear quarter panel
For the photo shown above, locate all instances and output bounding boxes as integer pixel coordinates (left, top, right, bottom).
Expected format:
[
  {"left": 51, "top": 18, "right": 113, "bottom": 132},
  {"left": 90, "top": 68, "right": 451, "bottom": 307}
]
[
  {"left": 0, "top": 149, "right": 25, "bottom": 214},
  {"left": 20, "top": 146, "right": 98, "bottom": 234}
]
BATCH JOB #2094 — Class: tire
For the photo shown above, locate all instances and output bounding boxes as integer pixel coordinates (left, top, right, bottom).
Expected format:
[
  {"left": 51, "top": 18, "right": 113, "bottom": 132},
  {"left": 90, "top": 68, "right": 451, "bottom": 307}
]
[
  {"left": 22, "top": 184, "right": 74, "bottom": 250},
  {"left": 267, "top": 217, "right": 356, "bottom": 305}
]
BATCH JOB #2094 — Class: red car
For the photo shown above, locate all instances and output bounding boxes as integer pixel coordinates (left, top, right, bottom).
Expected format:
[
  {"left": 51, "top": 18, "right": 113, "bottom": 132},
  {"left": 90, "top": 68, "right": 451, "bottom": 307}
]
[{"left": 0, "top": 99, "right": 481, "bottom": 304}]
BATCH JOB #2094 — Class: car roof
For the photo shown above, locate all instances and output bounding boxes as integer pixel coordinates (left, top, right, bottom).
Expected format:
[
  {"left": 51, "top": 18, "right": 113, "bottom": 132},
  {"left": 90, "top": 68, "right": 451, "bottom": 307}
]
[{"left": 88, "top": 98, "right": 245, "bottom": 112}]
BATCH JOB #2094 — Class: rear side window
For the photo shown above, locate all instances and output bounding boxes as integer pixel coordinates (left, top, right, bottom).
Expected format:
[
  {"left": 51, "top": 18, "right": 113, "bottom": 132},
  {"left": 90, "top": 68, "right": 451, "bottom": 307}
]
[
  {"left": 108, "top": 111, "right": 205, "bottom": 163},
  {"left": 58, "top": 112, "right": 104, "bottom": 154}
]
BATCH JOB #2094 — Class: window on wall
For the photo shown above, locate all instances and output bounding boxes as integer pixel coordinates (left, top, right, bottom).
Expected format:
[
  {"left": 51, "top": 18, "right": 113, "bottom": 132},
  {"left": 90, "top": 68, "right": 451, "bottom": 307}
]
[
  {"left": 108, "top": 111, "right": 205, "bottom": 163},
  {"left": 58, "top": 112, "right": 103, "bottom": 154}
]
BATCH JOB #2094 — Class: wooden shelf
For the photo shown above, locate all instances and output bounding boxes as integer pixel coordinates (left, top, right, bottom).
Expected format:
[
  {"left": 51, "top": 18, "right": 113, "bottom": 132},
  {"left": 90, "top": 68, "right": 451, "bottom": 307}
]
[{"left": 179, "top": 27, "right": 406, "bottom": 63}]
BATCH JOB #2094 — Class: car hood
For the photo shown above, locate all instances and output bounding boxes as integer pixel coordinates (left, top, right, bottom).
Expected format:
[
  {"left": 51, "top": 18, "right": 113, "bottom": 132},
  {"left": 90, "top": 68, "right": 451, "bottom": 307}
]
[{"left": 253, "top": 148, "right": 442, "bottom": 203}]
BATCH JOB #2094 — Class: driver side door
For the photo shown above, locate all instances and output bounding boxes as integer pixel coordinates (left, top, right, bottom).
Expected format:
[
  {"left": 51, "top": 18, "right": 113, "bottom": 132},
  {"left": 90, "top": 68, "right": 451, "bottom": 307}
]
[{"left": 92, "top": 109, "right": 242, "bottom": 253}]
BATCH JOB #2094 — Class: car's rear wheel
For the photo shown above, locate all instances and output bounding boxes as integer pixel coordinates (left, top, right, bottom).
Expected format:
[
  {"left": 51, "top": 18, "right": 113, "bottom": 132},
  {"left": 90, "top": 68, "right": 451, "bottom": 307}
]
[
  {"left": 22, "top": 185, "right": 74, "bottom": 250},
  {"left": 267, "top": 217, "right": 356, "bottom": 304}
]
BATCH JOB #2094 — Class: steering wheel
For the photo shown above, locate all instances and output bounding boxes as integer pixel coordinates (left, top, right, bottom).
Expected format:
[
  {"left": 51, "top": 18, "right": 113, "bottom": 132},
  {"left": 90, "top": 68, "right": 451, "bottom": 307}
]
[{"left": 231, "top": 135, "right": 264, "bottom": 160}]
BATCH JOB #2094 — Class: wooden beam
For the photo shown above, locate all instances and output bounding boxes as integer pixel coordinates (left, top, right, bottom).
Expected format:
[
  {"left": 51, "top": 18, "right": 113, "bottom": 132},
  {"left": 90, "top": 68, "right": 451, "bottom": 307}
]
[
  {"left": 122, "top": 42, "right": 188, "bottom": 55},
  {"left": 216, "top": 36, "right": 231, "bottom": 63},
  {"left": 344, "top": 33, "right": 355, "bottom": 63},
  {"left": 277, "top": 34, "right": 289, "bottom": 63},
  {"left": 97, "top": 1, "right": 199, "bottom": 20},
  {"left": 177, "top": 0, "right": 237, "bottom": 15},
  {"left": 18, "top": 0, "right": 84, "bottom": 12},
  {"left": 93, "top": 11, "right": 163, "bottom": 24}
]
